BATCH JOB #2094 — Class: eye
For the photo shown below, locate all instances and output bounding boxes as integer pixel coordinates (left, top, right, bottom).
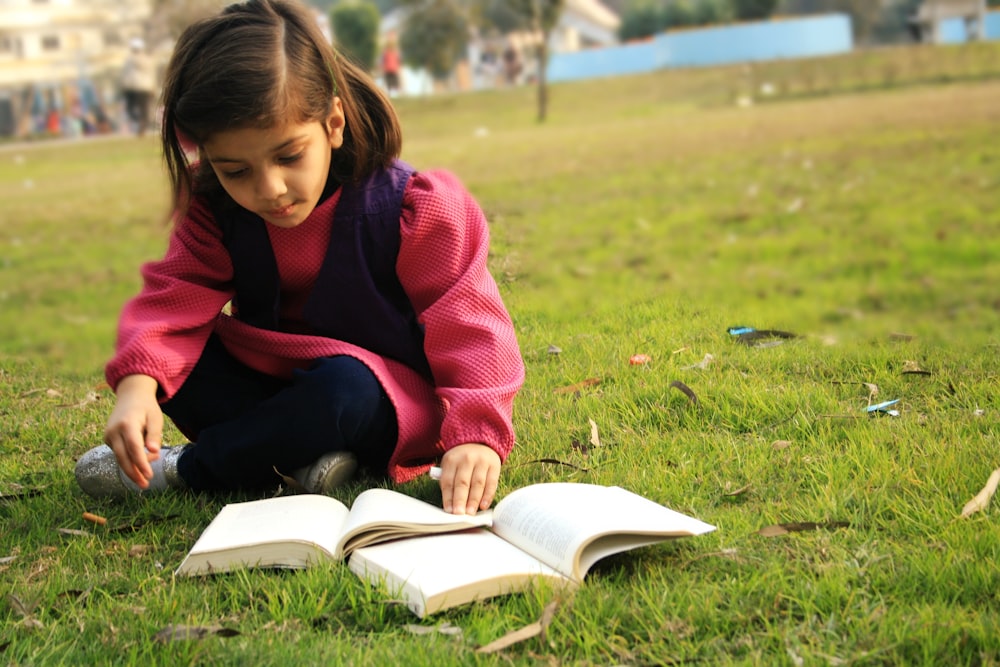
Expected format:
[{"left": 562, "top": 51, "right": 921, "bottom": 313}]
[
  {"left": 278, "top": 152, "right": 304, "bottom": 165},
  {"left": 220, "top": 168, "right": 248, "bottom": 179}
]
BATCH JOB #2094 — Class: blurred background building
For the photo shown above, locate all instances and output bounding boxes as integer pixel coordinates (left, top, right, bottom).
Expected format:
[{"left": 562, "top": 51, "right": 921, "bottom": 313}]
[
  {"left": 0, "top": 0, "right": 156, "bottom": 137},
  {"left": 1, "top": 0, "right": 999, "bottom": 140}
]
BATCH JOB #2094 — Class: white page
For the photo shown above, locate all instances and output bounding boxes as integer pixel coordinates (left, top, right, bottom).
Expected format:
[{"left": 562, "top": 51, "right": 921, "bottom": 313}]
[
  {"left": 337, "top": 488, "right": 493, "bottom": 557},
  {"left": 185, "top": 494, "right": 350, "bottom": 558},
  {"left": 492, "top": 483, "right": 715, "bottom": 580},
  {"left": 348, "top": 530, "right": 570, "bottom": 617}
]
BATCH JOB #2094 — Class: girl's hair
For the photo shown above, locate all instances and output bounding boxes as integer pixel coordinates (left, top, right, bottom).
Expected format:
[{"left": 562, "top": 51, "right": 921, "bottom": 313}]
[{"left": 160, "top": 0, "right": 402, "bottom": 212}]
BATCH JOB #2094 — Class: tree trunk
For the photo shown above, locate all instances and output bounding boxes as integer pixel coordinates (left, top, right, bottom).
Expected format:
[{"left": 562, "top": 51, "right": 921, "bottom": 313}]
[{"left": 536, "top": 39, "right": 549, "bottom": 123}]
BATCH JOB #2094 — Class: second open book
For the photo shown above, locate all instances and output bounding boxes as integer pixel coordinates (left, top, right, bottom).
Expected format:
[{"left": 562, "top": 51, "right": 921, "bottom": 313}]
[{"left": 176, "top": 482, "right": 715, "bottom": 617}]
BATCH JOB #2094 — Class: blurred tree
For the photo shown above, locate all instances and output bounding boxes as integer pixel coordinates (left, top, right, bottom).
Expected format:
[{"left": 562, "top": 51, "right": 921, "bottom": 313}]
[
  {"left": 399, "top": 0, "right": 469, "bottom": 82},
  {"left": 331, "top": 2, "right": 382, "bottom": 70},
  {"left": 619, "top": 0, "right": 733, "bottom": 41},
  {"left": 728, "top": 0, "right": 778, "bottom": 20},
  {"left": 619, "top": 2, "right": 661, "bottom": 40},
  {"left": 507, "top": 0, "right": 566, "bottom": 122}
]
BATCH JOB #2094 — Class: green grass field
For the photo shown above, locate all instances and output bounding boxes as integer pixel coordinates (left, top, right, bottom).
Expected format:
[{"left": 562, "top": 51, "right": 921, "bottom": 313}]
[{"left": 2, "top": 42, "right": 999, "bottom": 665}]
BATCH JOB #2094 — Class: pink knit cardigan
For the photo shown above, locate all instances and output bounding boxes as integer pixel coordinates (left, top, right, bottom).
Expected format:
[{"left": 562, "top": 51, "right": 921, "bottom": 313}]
[{"left": 106, "top": 169, "right": 525, "bottom": 483}]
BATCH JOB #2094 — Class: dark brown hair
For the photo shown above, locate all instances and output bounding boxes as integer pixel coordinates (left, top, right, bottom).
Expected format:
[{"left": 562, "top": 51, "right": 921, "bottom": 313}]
[{"left": 160, "top": 0, "right": 402, "bottom": 212}]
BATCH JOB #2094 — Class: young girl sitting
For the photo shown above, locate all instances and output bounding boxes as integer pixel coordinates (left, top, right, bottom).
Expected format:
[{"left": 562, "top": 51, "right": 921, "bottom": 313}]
[{"left": 75, "top": 0, "right": 524, "bottom": 515}]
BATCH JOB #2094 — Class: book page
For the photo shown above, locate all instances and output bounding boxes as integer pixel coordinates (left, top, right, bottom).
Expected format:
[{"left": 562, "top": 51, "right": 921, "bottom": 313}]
[
  {"left": 185, "top": 494, "right": 351, "bottom": 558},
  {"left": 175, "top": 494, "right": 356, "bottom": 575},
  {"left": 492, "top": 484, "right": 715, "bottom": 581},
  {"left": 336, "top": 488, "right": 493, "bottom": 557},
  {"left": 348, "top": 530, "right": 572, "bottom": 617}
]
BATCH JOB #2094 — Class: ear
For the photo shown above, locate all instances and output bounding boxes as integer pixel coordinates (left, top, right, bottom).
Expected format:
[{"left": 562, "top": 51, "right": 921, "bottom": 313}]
[{"left": 326, "top": 98, "right": 345, "bottom": 149}]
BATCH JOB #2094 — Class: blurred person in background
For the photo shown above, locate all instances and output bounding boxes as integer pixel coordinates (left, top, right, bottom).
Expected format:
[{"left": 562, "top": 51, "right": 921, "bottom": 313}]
[{"left": 121, "top": 37, "right": 156, "bottom": 137}]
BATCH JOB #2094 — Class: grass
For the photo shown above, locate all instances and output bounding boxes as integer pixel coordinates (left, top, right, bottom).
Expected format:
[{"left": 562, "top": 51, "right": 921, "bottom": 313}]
[{"left": 2, "top": 41, "right": 999, "bottom": 665}]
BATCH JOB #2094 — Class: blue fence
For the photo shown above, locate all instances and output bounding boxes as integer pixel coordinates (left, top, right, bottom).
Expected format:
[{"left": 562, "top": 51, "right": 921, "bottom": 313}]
[
  {"left": 940, "top": 10, "right": 1000, "bottom": 42},
  {"left": 548, "top": 14, "right": 854, "bottom": 83}
]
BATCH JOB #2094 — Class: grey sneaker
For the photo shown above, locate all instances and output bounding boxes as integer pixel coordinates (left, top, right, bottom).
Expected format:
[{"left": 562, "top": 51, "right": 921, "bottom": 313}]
[
  {"left": 292, "top": 451, "right": 358, "bottom": 494},
  {"left": 75, "top": 444, "right": 187, "bottom": 499}
]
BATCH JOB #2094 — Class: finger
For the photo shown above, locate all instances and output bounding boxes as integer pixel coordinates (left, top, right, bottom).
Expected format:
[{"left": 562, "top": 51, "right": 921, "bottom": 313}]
[
  {"left": 145, "top": 409, "right": 163, "bottom": 459},
  {"left": 439, "top": 466, "right": 455, "bottom": 513},
  {"left": 449, "top": 469, "right": 472, "bottom": 516},
  {"left": 106, "top": 431, "right": 148, "bottom": 489},
  {"left": 479, "top": 465, "right": 501, "bottom": 511},
  {"left": 465, "top": 466, "right": 488, "bottom": 515},
  {"left": 121, "top": 422, "right": 154, "bottom": 482}
]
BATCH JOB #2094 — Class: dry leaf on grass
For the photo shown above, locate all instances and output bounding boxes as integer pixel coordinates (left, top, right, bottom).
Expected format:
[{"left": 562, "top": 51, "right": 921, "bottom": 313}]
[
  {"left": 553, "top": 377, "right": 601, "bottom": 395},
  {"left": 758, "top": 521, "right": 850, "bottom": 537},
  {"left": 153, "top": 624, "right": 240, "bottom": 642},
  {"left": 669, "top": 380, "right": 698, "bottom": 404},
  {"left": 960, "top": 468, "right": 1000, "bottom": 518},
  {"left": 682, "top": 353, "right": 715, "bottom": 370},
  {"left": 516, "top": 458, "right": 590, "bottom": 473},
  {"left": 588, "top": 419, "right": 602, "bottom": 448},
  {"left": 476, "top": 599, "right": 560, "bottom": 654},
  {"left": 56, "top": 391, "right": 100, "bottom": 409},
  {"left": 404, "top": 622, "right": 463, "bottom": 637}
]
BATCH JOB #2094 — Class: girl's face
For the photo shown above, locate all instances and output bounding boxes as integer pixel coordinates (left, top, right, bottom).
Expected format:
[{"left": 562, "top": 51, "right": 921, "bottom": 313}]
[{"left": 202, "top": 100, "right": 346, "bottom": 229}]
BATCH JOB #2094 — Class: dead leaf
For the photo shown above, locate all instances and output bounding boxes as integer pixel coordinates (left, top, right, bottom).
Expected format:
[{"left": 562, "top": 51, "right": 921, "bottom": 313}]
[
  {"left": 682, "top": 353, "right": 715, "bottom": 370},
  {"left": 56, "top": 392, "right": 99, "bottom": 409},
  {"left": 516, "top": 458, "right": 590, "bottom": 473},
  {"left": 57, "top": 528, "right": 91, "bottom": 537},
  {"left": 723, "top": 483, "right": 751, "bottom": 497},
  {"left": 272, "top": 466, "right": 308, "bottom": 493},
  {"left": 547, "top": 345, "right": 561, "bottom": 356},
  {"left": 405, "top": 622, "right": 463, "bottom": 637},
  {"left": 961, "top": 468, "right": 1000, "bottom": 518},
  {"left": 771, "top": 440, "right": 791, "bottom": 450},
  {"left": 669, "top": 380, "right": 698, "bottom": 404},
  {"left": 629, "top": 354, "right": 651, "bottom": 365},
  {"left": 901, "top": 360, "right": 924, "bottom": 373},
  {"left": 553, "top": 377, "right": 601, "bottom": 395},
  {"left": 8, "top": 594, "right": 38, "bottom": 618},
  {"left": 588, "top": 419, "right": 601, "bottom": 448},
  {"left": 890, "top": 332, "right": 915, "bottom": 341},
  {"left": 0, "top": 556, "right": 16, "bottom": 565},
  {"left": 153, "top": 624, "right": 240, "bottom": 642},
  {"left": 476, "top": 599, "right": 560, "bottom": 654},
  {"left": 862, "top": 383, "right": 879, "bottom": 397},
  {"left": 758, "top": 521, "right": 850, "bottom": 537},
  {"left": 129, "top": 545, "right": 153, "bottom": 557}
]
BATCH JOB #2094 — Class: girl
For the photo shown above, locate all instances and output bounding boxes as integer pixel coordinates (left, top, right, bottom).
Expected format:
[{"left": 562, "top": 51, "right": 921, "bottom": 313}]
[{"left": 75, "top": 0, "right": 524, "bottom": 515}]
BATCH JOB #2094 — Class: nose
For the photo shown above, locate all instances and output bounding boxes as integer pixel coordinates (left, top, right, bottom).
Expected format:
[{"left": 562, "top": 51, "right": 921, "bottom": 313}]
[{"left": 255, "top": 165, "right": 287, "bottom": 200}]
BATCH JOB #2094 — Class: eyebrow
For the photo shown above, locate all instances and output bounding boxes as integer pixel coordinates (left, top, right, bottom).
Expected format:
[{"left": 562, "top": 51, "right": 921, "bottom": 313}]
[{"left": 206, "top": 135, "right": 309, "bottom": 164}]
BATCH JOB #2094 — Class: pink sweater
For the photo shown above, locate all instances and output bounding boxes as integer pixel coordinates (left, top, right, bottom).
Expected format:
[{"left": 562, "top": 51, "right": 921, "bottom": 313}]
[{"left": 106, "top": 169, "right": 525, "bottom": 483}]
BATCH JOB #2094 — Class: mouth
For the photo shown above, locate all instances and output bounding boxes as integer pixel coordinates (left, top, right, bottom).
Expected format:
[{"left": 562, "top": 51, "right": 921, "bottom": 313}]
[{"left": 266, "top": 203, "right": 296, "bottom": 219}]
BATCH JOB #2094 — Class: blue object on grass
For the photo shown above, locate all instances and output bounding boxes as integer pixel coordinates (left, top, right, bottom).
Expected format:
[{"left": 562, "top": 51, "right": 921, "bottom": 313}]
[
  {"left": 728, "top": 326, "right": 756, "bottom": 336},
  {"left": 866, "top": 399, "right": 901, "bottom": 416}
]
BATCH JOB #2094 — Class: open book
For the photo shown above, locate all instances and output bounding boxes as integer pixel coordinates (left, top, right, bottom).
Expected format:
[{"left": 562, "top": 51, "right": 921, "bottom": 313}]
[
  {"left": 175, "top": 488, "right": 492, "bottom": 576},
  {"left": 348, "top": 483, "right": 716, "bottom": 617}
]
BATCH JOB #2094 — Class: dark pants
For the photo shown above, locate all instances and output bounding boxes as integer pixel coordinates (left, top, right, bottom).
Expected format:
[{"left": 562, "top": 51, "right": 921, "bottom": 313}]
[{"left": 162, "top": 336, "right": 398, "bottom": 492}]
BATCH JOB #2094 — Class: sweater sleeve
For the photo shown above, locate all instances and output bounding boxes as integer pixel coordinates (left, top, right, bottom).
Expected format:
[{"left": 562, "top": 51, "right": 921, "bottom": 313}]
[
  {"left": 396, "top": 170, "right": 525, "bottom": 460},
  {"left": 105, "top": 198, "right": 235, "bottom": 399}
]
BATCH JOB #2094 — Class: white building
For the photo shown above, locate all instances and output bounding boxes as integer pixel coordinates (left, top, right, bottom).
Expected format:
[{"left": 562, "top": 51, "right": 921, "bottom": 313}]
[{"left": 0, "top": 0, "right": 152, "bottom": 136}]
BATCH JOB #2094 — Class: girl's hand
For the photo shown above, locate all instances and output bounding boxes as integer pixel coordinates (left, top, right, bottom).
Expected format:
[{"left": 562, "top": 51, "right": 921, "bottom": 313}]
[
  {"left": 103, "top": 374, "right": 163, "bottom": 489},
  {"left": 438, "top": 443, "right": 501, "bottom": 515}
]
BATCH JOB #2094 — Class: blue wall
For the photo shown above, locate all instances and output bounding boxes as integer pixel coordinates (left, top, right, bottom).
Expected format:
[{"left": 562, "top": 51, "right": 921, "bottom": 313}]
[
  {"left": 940, "top": 10, "right": 1000, "bottom": 43},
  {"left": 549, "top": 14, "right": 854, "bottom": 83}
]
